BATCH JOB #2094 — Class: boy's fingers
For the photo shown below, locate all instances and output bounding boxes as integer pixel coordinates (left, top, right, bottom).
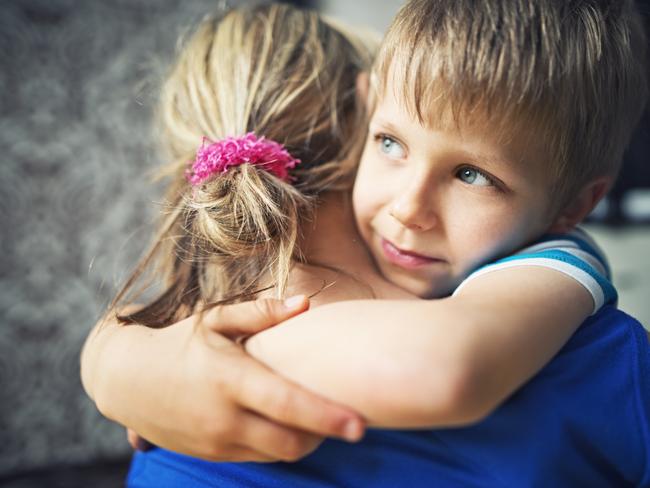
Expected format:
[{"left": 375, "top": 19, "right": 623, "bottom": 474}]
[
  {"left": 200, "top": 296, "right": 309, "bottom": 338},
  {"left": 235, "top": 411, "right": 324, "bottom": 461},
  {"left": 233, "top": 360, "right": 365, "bottom": 442}
]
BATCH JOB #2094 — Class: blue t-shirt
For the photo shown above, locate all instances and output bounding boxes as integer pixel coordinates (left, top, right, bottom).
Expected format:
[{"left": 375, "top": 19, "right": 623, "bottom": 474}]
[{"left": 127, "top": 231, "right": 650, "bottom": 487}]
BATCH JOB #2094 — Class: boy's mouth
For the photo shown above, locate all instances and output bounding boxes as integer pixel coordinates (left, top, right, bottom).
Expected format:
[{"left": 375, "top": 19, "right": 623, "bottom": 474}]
[{"left": 379, "top": 238, "right": 441, "bottom": 269}]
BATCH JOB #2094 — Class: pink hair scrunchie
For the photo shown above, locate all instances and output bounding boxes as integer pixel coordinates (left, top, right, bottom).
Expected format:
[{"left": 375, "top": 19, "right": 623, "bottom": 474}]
[{"left": 186, "top": 133, "right": 301, "bottom": 185}]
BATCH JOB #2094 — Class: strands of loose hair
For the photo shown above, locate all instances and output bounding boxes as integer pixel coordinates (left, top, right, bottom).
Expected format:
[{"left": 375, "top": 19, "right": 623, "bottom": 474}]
[{"left": 108, "top": 4, "right": 377, "bottom": 328}]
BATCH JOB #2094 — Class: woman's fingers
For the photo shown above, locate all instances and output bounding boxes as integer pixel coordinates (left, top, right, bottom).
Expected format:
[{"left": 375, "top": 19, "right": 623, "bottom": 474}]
[
  {"left": 127, "top": 428, "right": 152, "bottom": 451},
  {"left": 230, "top": 357, "right": 365, "bottom": 442},
  {"left": 126, "top": 422, "right": 277, "bottom": 463},
  {"left": 198, "top": 298, "right": 367, "bottom": 442},
  {"left": 223, "top": 445, "right": 277, "bottom": 463},
  {"left": 234, "top": 411, "right": 324, "bottom": 461},
  {"left": 200, "top": 296, "right": 309, "bottom": 339}
]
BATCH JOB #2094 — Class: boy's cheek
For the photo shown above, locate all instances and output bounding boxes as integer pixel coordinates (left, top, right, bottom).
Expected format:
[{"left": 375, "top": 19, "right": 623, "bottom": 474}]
[
  {"left": 353, "top": 200, "right": 383, "bottom": 233},
  {"left": 354, "top": 182, "right": 392, "bottom": 210},
  {"left": 353, "top": 176, "right": 399, "bottom": 227},
  {"left": 352, "top": 188, "right": 377, "bottom": 219}
]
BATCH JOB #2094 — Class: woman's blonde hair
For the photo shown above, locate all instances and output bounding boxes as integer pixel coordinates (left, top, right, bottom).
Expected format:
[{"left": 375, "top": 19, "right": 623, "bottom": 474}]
[
  {"left": 374, "top": 0, "right": 648, "bottom": 206},
  {"left": 112, "top": 3, "right": 376, "bottom": 327}
]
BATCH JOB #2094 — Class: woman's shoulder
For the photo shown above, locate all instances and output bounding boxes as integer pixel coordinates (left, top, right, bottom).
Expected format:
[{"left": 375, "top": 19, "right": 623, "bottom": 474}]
[{"left": 266, "top": 262, "right": 413, "bottom": 308}]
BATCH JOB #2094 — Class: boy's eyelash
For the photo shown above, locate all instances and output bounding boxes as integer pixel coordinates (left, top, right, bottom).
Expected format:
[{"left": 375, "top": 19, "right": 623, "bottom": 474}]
[
  {"left": 373, "top": 132, "right": 401, "bottom": 145},
  {"left": 374, "top": 133, "right": 393, "bottom": 143},
  {"left": 458, "top": 165, "right": 506, "bottom": 191},
  {"left": 371, "top": 133, "right": 405, "bottom": 158}
]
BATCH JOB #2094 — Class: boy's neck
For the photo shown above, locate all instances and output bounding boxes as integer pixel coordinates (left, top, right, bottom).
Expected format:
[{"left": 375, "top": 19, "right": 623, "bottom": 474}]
[{"left": 289, "top": 191, "right": 416, "bottom": 304}]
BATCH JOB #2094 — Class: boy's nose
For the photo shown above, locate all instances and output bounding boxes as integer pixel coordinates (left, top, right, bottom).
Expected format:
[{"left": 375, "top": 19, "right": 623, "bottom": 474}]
[{"left": 389, "top": 189, "right": 437, "bottom": 231}]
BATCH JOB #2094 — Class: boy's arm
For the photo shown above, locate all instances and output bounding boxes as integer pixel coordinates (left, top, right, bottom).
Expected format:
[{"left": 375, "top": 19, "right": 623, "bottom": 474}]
[
  {"left": 245, "top": 266, "right": 593, "bottom": 427},
  {"left": 80, "top": 298, "right": 365, "bottom": 462}
]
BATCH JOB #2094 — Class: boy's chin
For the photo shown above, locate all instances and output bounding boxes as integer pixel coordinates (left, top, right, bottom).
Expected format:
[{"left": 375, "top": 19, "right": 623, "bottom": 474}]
[{"left": 378, "top": 266, "right": 455, "bottom": 299}]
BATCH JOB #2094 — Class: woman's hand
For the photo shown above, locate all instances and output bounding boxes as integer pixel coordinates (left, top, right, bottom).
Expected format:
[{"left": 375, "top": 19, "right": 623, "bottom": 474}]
[
  {"left": 81, "top": 297, "right": 365, "bottom": 462},
  {"left": 127, "top": 428, "right": 151, "bottom": 451}
]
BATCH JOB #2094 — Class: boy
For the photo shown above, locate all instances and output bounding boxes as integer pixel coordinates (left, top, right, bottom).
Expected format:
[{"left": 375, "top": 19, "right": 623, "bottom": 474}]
[
  {"left": 224, "top": 4, "right": 650, "bottom": 485},
  {"left": 82, "top": 0, "right": 649, "bottom": 484}
]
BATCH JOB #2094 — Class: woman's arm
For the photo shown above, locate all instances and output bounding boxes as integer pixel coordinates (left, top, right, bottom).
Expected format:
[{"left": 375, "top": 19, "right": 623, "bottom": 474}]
[
  {"left": 80, "top": 298, "right": 365, "bottom": 462},
  {"left": 245, "top": 266, "right": 593, "bottom": 428}
]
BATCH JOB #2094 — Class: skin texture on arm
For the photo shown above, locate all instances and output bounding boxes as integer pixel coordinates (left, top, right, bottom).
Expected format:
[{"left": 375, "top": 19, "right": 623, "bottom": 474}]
[
  {"left": 80, "top": 298, "right": 365, "bottom": 462},
  {"left": 245, "top": 266, "right": 594, "bottom": 428}
]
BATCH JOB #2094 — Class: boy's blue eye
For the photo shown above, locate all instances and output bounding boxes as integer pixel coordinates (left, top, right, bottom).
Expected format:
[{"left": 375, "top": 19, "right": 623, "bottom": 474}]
[
  {"left": 378, "top": 136, "right": 406, "bottom": 159},
  {"left": 457, "top": 167, "right": 493, "bottom": 187}
]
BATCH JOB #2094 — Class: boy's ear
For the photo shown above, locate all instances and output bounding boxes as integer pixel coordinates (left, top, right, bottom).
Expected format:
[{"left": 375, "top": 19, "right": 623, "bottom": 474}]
[
  {"left": 356, "top": 71, "right": 370, "bottom": 108},
  {"left": 549, "top": 177, "right": 612, "bottom": 233}
]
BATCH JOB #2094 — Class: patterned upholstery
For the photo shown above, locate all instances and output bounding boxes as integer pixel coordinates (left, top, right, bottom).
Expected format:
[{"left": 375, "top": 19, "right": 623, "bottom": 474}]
[{"left": 0, "top": 0, "right": 242, "bottom": 477}]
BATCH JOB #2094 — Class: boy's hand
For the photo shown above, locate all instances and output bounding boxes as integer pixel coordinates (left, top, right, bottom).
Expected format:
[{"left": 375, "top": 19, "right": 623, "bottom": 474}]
[{"left": 93, "top": 297, "right": 365, "bottom": 462}]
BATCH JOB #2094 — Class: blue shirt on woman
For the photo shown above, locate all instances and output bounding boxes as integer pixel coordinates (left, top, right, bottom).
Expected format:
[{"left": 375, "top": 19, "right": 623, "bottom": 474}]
[{"left": 127, "top": 230, "right": 650, "bottom": 487}]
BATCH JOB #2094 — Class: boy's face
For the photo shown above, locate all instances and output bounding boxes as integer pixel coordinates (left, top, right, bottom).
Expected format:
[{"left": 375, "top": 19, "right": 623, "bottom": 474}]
[{"left": 353, "top": 84, "right": 559, "bottom": 298}]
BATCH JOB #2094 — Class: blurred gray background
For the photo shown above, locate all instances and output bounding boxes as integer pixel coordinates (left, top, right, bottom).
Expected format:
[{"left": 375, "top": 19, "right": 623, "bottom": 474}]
[
  {"left": 0, "top": 0, "right": 252, "bottom": 484},
  {"left": 0, "top": 0, "right": 648, "bottom": 486}
]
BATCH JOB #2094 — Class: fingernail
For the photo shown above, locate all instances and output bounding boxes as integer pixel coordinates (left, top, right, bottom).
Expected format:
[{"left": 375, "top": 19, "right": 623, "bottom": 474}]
[
  {"left": 342, "top": 419, "right": 363, "bottom": 442},
  {"left": 283, "top": 295, "right": 306, "bottom": 309}
]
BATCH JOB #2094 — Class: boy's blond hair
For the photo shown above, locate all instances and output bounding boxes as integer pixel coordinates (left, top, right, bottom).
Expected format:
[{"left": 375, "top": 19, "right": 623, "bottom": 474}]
[
  {"left": 375, "top": 0, "right": 648, "bottom": 206},
  {"left": 111, "top": 4, "right": 376, "bottom": 327}
]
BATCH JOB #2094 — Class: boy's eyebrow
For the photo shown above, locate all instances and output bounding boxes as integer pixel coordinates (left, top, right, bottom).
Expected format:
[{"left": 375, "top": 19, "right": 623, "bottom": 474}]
[
  {"left": 371, "top": 111, "right": 530, "bottom": 176},
  {"left": 462, "top": 148, "right": 515, "bottom": 170},
  {"left": 371, "top": 117, "right": 518, "bottom": 168},
  {"left": 368, "top": 118, "right": 405, "bottom": 137}
]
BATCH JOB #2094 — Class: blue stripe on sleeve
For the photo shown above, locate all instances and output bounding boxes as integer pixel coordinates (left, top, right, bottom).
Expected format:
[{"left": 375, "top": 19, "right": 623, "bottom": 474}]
[
  {"left": 490, "top": 250, "right": 617, "bottom": 305},
  {"left": 535, "top": 231, "right": 612, "bottom": 278}
]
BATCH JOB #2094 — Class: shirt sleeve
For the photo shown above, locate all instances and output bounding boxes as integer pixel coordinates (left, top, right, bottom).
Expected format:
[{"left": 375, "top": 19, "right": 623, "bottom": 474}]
[{"left": 453, "top": 227, "right": 618, "bottom": 315}]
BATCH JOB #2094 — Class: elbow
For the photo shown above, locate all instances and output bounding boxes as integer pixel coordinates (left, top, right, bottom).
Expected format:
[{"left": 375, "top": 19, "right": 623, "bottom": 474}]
[
  {"left": 79, "top": 320, "right": 123, "bottom": 420},
  {"left": 80, "top": 326, "right": 101, "bottom": 401},
  {"left": 391, "top": 358, "right": 497, "bottom": 428},
  {"left": 433, "top": 366, "right": 498, "bottom": 426}
]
